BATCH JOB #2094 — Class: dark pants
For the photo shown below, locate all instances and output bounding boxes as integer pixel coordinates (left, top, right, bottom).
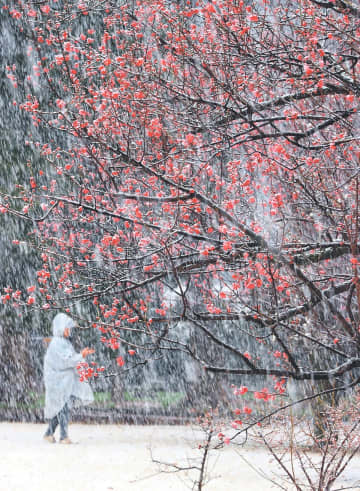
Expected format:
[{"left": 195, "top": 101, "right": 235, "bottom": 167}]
[{"left": 45, "top": 402, "right": 69, "bottom": 440}]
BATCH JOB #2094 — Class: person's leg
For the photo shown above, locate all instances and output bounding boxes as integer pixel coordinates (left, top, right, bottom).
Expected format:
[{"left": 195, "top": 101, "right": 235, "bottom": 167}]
[
  {"left": 58, "top": 402, "right": 70, "bottom": 441},
  {"left": 44, "top": 415, "right": 59, "bottom": 437}
]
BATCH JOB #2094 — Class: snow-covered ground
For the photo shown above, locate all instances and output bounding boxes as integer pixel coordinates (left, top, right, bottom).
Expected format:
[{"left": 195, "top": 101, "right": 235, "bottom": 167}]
[{"left": 1, "top": 423, "right": 359, "bottom": 490}]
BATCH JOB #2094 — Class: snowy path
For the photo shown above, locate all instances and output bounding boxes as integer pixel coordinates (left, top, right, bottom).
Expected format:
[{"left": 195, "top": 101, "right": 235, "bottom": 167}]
[{"left": 1, "top": 423, "right": 359, "bottom": 490}]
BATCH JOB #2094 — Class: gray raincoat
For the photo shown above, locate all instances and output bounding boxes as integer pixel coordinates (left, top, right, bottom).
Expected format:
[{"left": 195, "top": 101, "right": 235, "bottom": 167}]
[{"left": 44, "top": 313, "right": 94, "bottom": 419}]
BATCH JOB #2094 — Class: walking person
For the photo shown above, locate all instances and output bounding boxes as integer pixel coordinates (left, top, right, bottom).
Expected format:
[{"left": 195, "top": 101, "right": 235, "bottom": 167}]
[{"left": 43, "top": 313, "right": 94, "bottom": 443}]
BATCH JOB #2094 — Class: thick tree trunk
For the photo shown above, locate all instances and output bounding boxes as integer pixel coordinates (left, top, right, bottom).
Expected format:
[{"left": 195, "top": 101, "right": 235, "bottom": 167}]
[
  {"left": 0, "top": 324, "right": 35, "bottom": 407},
  {"left": 305, "top": 379, "right": 339, "bottom": 444}
]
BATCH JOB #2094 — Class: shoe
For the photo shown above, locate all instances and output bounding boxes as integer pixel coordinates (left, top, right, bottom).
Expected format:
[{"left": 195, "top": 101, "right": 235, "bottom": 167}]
[
  {"left": 43, "top": 435, "right": 56, "bottom": 443},
  {"left": 59, "top": 437, "right": 73, "bottom": 444}
]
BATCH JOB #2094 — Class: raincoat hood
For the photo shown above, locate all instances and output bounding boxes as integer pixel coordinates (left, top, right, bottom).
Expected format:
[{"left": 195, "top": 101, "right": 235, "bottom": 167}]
[{"left": 52, "top": 313, "right": 76, "bottom": 338}]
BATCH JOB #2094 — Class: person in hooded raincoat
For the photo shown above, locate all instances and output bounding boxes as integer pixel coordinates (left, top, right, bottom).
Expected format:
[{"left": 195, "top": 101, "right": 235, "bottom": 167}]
[{"left": 43, "top": 313, "right": 94, "bottom": 443}]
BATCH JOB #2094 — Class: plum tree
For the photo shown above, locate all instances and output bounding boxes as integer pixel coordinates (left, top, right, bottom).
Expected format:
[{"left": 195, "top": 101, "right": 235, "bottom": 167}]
[{"left": 2, "top": 0, "right": 360, "bottom": 424}]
